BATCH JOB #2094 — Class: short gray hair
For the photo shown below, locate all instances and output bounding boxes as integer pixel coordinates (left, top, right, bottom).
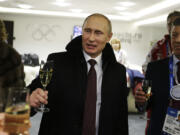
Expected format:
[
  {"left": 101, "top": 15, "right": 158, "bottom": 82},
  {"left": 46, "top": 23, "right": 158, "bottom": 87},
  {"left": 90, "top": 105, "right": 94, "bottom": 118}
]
[{"left": 82, "top": 13, "right": 112, "bottom": 34}]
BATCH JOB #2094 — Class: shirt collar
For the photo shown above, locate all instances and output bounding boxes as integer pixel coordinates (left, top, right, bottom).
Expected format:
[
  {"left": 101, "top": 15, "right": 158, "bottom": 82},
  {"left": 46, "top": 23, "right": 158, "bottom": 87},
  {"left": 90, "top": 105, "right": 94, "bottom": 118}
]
[
  {"left": 83, "top": 50, "right": 102, "bottom": 66},
  {"left": 173, "top": 55, "right": 180, "bottom": 65}
]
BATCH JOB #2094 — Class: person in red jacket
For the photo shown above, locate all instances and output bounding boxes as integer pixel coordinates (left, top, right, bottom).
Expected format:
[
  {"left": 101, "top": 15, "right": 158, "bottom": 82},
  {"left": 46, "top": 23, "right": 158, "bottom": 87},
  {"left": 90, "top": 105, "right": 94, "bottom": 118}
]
[
  {"left": 136, "top": 17, "right": 180, "bottom": 134},
  {"left": 142, "top": 11, "right": 180, "bottom": 72}
]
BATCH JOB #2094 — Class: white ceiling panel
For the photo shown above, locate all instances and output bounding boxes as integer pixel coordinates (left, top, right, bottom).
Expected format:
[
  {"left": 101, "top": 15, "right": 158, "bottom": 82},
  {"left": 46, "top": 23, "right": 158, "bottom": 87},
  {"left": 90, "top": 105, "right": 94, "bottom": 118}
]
[{"left": 0, "top": 0, "right": 180, "bottom": 26}]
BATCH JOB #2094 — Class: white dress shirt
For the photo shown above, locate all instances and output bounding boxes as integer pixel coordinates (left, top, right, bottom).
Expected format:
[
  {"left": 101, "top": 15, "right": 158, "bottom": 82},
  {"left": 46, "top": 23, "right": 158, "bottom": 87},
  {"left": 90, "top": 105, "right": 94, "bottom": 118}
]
[
  {"left": 173, "top": 55, "right": 180, "bottom": 84},
  {"left": 113, "top": 49, "right": 127, "bottom": 66},
  {"left": 83, "top": 50, "right": 103, "bottom": 135}
]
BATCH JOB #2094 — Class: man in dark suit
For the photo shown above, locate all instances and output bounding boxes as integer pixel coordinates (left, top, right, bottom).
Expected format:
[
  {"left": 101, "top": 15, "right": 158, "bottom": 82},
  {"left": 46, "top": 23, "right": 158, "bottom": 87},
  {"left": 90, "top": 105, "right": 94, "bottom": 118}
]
[
  {"left": 135, "top": 17, "right": 180, "bottom": 135},
  {"left": 29, "top": 13, "right": 128, "bottom": 135}
]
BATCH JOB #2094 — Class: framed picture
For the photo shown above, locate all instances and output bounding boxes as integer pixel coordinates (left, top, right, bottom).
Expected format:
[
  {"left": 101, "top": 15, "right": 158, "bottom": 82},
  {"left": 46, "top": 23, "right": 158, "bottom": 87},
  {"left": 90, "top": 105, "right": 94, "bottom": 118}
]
[{"left": 72, "top": 25, "right": 82, "bottom": 39}]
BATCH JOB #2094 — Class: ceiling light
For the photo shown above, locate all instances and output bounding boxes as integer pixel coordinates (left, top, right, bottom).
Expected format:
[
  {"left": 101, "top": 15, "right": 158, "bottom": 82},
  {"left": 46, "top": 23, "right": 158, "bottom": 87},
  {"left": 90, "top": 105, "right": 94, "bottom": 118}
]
[
  {"left": 52, "top": 1, "right": 71, "bottom": 7},
  {"left": 132, "top": 0, "right": 180, "bottom": 19},
  {"left": 0, "top": 0, "right": 6, "bottom": 2},
  {"left": 0, "top": 7, "right": 130, "bottom": 21},
  {"left": 118, "top": 1, "right": 135, "bottom": 7},
  {"left": 134, "top": 14, "right": 167, "bottom": 26},
  {"left": 107, "top": 14, "right": 130, "bottom": 21},
  {"left": 118, "top": 12, "right": 132, "bottom": 16},
  {"left": 17, "top": 4, "right": 32, "bottom": 9},
  {"left": 55, "top": 0, "right": 65, "bottom": 2},
  {"left": 70, "top": 9, "right": 82, "bottom": 13},
  {"left": 114, "top": 6, "right": 127, "bottom": 11},
  {"left": 0, "top": 6, "right": 87, "bottom": 17}
]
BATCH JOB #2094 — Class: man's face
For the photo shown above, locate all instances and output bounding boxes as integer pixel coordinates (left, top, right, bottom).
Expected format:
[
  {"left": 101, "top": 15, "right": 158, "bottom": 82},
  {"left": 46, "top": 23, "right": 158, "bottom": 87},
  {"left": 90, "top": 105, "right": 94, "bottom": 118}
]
[
  {"left": 167, "top": 16, "right": 179, "bottom": 34},
  {"left": 82, "top": 16, "right": 112, "bottom": 58},
  {"left": 171, "top": 25, "right": 180, "bottom": 59}
]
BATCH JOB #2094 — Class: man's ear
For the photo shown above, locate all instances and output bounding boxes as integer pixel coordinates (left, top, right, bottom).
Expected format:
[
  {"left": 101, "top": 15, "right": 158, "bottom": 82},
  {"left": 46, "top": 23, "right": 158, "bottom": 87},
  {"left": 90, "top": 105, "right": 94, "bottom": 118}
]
[{"left": 107, "top": 32, "right": 113, "bottom": 42}]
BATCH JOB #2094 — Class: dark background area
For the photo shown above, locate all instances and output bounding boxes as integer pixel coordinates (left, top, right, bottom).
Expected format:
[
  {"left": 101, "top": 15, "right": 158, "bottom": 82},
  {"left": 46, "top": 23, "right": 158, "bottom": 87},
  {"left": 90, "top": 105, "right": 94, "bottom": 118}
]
[{"left": 4, "top": 20, "right": 14, "bottom": 46}]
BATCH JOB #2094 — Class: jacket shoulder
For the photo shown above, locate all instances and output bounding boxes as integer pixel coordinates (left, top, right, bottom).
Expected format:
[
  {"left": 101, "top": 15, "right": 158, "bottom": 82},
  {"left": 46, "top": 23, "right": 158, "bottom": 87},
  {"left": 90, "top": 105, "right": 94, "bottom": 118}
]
[
  {"left": 146, "top": 57, "right": 169, "bottom": 79},
  {"left": 47, "top": 52, "right": 69, "bottom": 61},
  {"left": 117, "top": 62, "right": 126, "bottom": 70},
  {"left": 148, "top": 57, "right": 169, "bottom": 67}
]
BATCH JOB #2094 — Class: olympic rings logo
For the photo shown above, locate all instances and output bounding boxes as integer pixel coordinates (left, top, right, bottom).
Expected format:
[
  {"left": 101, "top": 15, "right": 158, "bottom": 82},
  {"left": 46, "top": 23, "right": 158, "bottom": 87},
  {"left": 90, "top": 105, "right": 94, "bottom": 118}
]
[{"left": 26, "top": 24, "right": 62, "bottom": 41}]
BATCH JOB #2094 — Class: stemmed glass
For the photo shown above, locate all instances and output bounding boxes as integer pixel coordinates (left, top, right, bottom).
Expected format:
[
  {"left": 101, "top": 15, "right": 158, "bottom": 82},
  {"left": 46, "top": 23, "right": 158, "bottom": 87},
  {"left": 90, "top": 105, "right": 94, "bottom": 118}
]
[
  {"left": 35, "top": 60, "right": 53, "bottom": 113},
  {"left": 139, "top": 80, "right": 152, "bottom": 120},
  {"left": 4, "top": 87, "right": 30, "bottom": 135}
]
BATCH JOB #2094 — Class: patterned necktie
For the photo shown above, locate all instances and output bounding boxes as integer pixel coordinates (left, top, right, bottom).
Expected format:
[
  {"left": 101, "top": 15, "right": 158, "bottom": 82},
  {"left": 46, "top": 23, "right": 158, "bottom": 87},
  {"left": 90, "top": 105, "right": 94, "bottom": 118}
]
[
  {"left": 177, "top": 62, "right": 180, "bottom": 83},
  {"left": 82, "top": 59, "right": 97, "bottom": 135}
]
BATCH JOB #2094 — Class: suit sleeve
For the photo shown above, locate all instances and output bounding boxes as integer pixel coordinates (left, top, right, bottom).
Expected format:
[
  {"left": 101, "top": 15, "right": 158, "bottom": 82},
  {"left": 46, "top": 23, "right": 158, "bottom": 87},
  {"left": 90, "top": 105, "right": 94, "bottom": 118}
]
[
  {"left": 145, "top": 62, "right": 153, "bottom": 110},
  {"left": 119, "top": 66, "right": 129, "bottom": 135}
]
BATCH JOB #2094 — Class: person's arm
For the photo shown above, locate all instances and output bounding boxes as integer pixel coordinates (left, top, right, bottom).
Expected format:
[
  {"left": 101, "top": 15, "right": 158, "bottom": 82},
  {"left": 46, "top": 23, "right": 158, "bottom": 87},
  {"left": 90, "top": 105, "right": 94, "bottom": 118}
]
[{"left": 135, "top": 63, "right": 152, "bottom": 112}]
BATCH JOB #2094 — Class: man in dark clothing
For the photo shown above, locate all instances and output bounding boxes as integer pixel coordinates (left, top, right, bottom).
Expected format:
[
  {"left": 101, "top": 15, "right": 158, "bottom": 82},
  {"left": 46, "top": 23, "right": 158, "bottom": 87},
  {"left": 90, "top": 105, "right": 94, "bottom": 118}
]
[
  {"left": 135, "top": 18, "right": 180, "bottom": 135},
  {"left": 29, "top": 13, "right": 128, "bottom": 135},
  {"left": 141, "top": 11, "right": 180, "bottom": 135}
]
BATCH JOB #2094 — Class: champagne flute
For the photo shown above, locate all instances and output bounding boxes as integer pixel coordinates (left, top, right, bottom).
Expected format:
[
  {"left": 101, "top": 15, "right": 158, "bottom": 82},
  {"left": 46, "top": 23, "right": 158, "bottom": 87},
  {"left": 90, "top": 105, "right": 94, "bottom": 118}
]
[
  {"left": 3, "top": 87, "right": 30, "bottom": 135},
  {"left": 139, "top": 80, "right": 152, "bottom": 120},
  {"left": 35, "top": 60, "right": 53, "bottom": 113}
]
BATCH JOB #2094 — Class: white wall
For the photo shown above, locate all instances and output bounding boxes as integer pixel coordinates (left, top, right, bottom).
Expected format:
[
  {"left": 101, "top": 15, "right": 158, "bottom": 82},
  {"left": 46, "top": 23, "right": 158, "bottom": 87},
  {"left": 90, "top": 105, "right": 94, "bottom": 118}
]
[
  {"left": 0, "top": 13, "right": 167, "bottom": 68},
  {"left": 0, "top": 14, "right": 84, "bottom": 60},
  {"left": 111, "top": 21, "right": 167, "bottom": 67}
]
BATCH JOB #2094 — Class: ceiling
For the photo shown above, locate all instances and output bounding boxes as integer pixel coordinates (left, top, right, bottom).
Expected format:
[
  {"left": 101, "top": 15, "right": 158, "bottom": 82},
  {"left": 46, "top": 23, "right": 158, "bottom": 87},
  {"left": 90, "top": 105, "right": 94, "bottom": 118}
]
[{"left": 1, "top": 0, "right": 180, "bottom": 27}]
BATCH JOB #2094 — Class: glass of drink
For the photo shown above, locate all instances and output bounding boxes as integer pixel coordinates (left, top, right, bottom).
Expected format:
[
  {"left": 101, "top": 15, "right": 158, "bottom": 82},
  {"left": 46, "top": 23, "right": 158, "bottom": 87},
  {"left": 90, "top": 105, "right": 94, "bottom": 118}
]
[
  {"left": 0, "top": 113, "right": 5, "bottom": 133},
  {"left": 35, "top": 60, "right": 53, "bottom": 112},
  {"left": 3, "top": 87, "right": 30, "bottom": 135},
  {"left": 139, "top": 80, "right": 152, "bottom": 120},
  {"left": 0, "top": 89, "right": 4, "bottom": 132}
]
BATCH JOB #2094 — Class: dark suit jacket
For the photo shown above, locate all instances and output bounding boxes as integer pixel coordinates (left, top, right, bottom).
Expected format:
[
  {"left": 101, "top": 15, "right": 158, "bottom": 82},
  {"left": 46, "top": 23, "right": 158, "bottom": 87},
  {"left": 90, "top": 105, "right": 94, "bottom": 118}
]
[
  {"left": 29, "top": 36, "right": 128, "bottom": 135},
  {"left": 146, "top": 57, "right": 170, "bottom": 135}
]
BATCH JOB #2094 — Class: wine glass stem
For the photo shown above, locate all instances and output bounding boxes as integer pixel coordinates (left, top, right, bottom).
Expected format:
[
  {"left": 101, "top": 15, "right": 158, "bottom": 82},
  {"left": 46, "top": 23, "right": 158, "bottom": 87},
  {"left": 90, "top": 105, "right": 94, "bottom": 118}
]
[
  {"left": 43, "top": 86, "right": 46, "bottom": 90},
  {"left": 40, "top": 104, "right": 45, "bottom": 108},
  {"left": 40, "top": 86, "right": 46, "bottom": 108}
]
